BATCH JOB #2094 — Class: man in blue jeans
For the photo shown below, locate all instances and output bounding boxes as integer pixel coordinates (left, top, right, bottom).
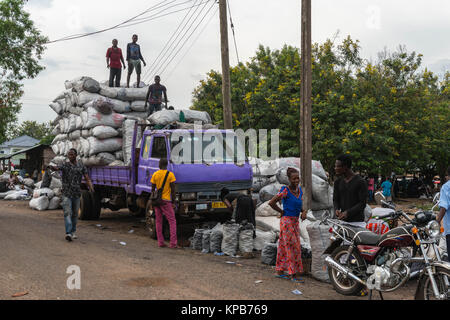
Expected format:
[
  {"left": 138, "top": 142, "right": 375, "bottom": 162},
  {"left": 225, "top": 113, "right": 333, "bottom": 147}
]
[
  {"left": 49, "top": 149, "right": 95, "bottom": 242},
  {"left": 436, "top": 167, "right": 450, "bottom": 262}
]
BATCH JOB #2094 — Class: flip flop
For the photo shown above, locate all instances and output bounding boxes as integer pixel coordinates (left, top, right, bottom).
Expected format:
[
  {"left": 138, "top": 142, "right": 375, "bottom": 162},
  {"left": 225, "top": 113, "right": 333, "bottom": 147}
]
[
  {"left": 275, "top": 274, "right": 290, "bottom": 280},
  {"left": 291, "top": 278, "right": 305, "bottom": 283}
]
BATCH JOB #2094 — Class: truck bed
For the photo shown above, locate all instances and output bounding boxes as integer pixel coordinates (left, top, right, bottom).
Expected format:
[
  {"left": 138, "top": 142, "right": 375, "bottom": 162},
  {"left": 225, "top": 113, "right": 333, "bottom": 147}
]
[{"left": 88, "top": 166, "right": 132, "bottom": 192}]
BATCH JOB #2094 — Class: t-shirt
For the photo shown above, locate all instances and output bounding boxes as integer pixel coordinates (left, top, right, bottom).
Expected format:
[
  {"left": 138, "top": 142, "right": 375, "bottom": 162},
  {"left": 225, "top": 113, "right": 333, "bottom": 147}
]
[
  {"left": 148, "top": 84, "right": 167, "bottom": 104},
  {"left": 151, "top": 170, "right": 176, "bottom": 201},
  {"left": 58, "top": 161, "right": 88, "bottom": 198},
  {"left": 381, "top": 180, "right": 392, "bottom": 197},
  {"left": 277, "top": 185, "right": 303, "bottom": 218},
  {"left": 106, "top": 47, "right": 123, "bottom": 69},
  {"left": 225, "top": 193, "right": 255, "bottom": 225},
  {"left": 333, "top": 175, "right": 367, "bottom": 223},
  {"left": 439, "top": 181, "right": 450, "bottom": 236},
  {"left": 127, "top": 43, "right": 142, "bottom": 61}
]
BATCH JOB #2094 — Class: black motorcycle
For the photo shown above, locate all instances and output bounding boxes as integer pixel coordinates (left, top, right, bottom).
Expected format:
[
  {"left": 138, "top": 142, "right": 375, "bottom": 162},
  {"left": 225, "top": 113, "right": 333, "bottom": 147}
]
[{"left": 323, "top": 201, "right": 449, "bottom": 300}]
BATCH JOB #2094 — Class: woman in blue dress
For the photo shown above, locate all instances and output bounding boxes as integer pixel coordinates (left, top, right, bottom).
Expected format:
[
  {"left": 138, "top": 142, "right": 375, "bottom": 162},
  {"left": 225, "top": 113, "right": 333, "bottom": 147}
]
[{"left": 269, "top": 168, "right": 307, "bottom": 281}]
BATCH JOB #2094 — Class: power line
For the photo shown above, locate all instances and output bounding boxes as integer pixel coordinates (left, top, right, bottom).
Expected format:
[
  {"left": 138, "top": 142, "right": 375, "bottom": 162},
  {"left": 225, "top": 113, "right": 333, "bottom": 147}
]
[
  {"left": 150, "top": 0, "right": 216, "bottom": 81},
  {"left": 45, "top": 0, "right": 182, "bottom": 44},
  {"left": 165, "top": 6, "right": 218, "bottom": 81},
  {"left": 141, "top": 0, "right": 202, "bottom": 82},
  {"left": 144, "top": 0, "right": 213, "bottom": 83},
  {"left": 227, "top": 0, "right": 240, "bottom": 64}
]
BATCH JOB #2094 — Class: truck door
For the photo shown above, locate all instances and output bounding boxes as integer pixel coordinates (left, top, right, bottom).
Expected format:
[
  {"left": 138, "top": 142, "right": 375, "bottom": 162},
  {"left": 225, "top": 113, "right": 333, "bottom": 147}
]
[{"left": 136, "top": 134, "right": 170, "bottom": 195}]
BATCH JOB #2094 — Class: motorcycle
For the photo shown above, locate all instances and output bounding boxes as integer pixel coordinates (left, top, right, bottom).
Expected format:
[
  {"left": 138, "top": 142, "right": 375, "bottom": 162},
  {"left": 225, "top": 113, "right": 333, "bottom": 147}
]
[{"left": 323, "top": 201, "right": 449, "bottom": 300}]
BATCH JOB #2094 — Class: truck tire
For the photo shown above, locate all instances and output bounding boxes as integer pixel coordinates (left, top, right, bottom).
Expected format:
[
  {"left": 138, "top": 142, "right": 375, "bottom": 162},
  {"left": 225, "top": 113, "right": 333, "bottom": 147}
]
[
  {"left": 79, "top": 190, "right": 93, "bottom": 220},
  {"left": 90, "top": 191, "right": 101, "bottom": 220},
  {"left": 145, "top": 201, "right": 157, "bottom": 240},
  {"left": 128, "top": 195, "right": 146, "bottom": 217}
]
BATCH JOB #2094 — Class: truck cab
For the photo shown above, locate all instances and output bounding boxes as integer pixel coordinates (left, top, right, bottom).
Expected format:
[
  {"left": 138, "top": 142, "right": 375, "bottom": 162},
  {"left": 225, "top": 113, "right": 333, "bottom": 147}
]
[{"left": 134, "top": 129, "right": 253, "bottom": 222}]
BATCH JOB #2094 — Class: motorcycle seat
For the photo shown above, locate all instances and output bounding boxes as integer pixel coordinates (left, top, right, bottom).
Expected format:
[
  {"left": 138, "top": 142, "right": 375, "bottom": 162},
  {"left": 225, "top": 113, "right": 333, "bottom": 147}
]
[{"left": 353, "top": 230, "right": 383, "bottom": 246}]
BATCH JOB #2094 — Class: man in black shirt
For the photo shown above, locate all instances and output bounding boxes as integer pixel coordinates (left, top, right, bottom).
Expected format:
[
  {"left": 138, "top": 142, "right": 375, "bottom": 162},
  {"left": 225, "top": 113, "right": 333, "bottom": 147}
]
[
  {"left": 333, "top": 154, "right": 367, "bottom": 225},
  {"left": 220, "top": 188, "right": 256, "bottom": 232},
  {"left": 145, "top": 75, "right": 168, "bottom": 117}
]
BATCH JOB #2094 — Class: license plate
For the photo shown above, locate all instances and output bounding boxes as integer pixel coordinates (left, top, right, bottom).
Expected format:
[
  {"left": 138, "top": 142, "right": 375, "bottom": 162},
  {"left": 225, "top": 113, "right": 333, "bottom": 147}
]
[
  {"left": 196, "top": 204, "right": 208, "bottom": 211},
  {"left": 212, "top": 202, "right": 227, "bottom": 209}
]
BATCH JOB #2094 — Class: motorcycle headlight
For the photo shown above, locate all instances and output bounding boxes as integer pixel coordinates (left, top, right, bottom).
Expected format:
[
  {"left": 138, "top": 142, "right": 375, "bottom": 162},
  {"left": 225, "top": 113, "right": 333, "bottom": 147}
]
[{"left": 425, "top": 220, "right": 441, "bottom": 238}]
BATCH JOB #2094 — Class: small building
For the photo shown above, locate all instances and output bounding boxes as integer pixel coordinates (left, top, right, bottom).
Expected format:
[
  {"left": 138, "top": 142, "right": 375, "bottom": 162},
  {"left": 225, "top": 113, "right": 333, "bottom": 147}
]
[
  {"left": 0, "top": 135, "right": 40, "bottom": 167},
  {"left": 0, "top": 145, "right": 55, "bottom": 177}
]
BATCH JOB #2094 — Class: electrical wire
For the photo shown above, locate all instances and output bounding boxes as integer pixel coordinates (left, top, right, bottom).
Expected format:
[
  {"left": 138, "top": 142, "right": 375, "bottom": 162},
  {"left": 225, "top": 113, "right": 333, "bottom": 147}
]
[
  {"left": 45, "top": 0, "right": 187, "bottom": 44},
  {"left": 150, "top": 0, "right": 216, "bottom": 80},
  {"left": 227, "top": 0, "right": 240, "bottom": 64},
  {"left": 144, "top": 0, "right": 213, "bottom": 83},
  {"left": 141, "top": 0, "right": 202, "bottom": 82},
  {"left": 165, "top": 5, "right": 218, "bottom": 81}
]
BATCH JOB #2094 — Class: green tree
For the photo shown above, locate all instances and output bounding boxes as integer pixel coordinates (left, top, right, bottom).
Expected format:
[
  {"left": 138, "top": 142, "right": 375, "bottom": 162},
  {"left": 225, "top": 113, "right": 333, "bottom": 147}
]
[
  {"left": 191, "top": 37, "right": 450, "bottom": 178},
  {"left": 0, "top": 0, "right": 48, "bottom": 143},
  {"left": 7, "top": 120, "right": 53, "bottom": 143}
]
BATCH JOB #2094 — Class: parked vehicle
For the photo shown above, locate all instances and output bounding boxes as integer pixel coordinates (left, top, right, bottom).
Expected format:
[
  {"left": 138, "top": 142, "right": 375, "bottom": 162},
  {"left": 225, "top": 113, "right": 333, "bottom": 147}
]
[
  {"left": 323, "top": 201, "right": 449, "bottom": 300},
  {"left": 79, "top": 123, "right": 253, "bottom": 239}
]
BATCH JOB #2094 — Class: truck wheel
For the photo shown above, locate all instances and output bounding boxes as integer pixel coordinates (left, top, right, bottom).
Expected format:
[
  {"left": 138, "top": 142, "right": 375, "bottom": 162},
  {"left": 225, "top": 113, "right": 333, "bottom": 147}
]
[
  {"left": 90, "top": 191, "right": 101, "bottom": 220},
  {"left": 79, "top": 190, "right": 93, "bottom": 220},
  {"left": 145, "top": 201, "right": 157, "bottom": 240},
  {"left": 128, "top": 195, "right": 146, "bottom": 217}
]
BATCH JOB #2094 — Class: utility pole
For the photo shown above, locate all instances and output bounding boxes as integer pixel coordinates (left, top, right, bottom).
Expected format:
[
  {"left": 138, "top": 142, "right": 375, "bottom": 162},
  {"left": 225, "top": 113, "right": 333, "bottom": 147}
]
[
  {"left": 219, "top": 0, "right": 233, "bottom": 129},
  {"left": 300, "top": 0, "right": 312, "bottom": 211}
]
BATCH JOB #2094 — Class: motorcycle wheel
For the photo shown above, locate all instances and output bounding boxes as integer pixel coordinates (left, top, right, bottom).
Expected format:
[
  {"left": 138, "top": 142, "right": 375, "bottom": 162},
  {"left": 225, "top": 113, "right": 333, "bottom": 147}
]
[
  {"left": 415, "top": 266, "right": 450, "bottom": 300},
  {"left": 328, "top": 246, "right": 365, "bottom": 296}
]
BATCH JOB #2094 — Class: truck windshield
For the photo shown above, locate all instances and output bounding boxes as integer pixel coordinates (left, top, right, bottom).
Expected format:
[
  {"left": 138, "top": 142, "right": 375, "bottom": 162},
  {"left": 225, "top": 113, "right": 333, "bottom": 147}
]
[{"left": 170, "top": 132, "right": 246, "bottom": 165}]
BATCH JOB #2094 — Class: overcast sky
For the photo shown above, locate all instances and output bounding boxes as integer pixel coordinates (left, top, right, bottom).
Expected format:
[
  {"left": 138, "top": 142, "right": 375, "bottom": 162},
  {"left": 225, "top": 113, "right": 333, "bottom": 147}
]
[{"left": 20, "top": 0, "right": 450, "bottom": 124}]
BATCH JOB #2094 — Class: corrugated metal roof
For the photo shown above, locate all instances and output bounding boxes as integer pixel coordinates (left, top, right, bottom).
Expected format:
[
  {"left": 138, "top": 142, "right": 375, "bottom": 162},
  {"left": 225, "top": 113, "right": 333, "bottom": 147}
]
[
  {"left": 0, "top": 135, "right": 40, "bottom": 149},
  {"left": 0, "top": 144, "right": 49, "bottom": 160}
]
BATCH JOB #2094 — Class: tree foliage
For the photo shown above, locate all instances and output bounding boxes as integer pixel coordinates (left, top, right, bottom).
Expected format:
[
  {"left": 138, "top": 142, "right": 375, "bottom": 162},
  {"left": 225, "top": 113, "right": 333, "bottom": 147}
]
[
  {"left": 191, "top": 36, "right": 450, "bottom": 179},
  {"left": 7, "top": 120, "right": 53, "bottom": 143},
  {"left": 0, "top": 0, "right": 48, "bottom": 143}
]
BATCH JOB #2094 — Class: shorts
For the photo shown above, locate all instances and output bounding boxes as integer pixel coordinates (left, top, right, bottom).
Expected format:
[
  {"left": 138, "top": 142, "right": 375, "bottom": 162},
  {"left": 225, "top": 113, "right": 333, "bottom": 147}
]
[{"left": 128, "top": 59, "right": 142, "bottom": 75}]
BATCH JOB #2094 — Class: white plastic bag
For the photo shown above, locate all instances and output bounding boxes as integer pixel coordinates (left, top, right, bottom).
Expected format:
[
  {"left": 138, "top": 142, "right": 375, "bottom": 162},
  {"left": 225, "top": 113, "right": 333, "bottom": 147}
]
[{"left": 29, "top": 196, "right": 50, "bottom": 211}]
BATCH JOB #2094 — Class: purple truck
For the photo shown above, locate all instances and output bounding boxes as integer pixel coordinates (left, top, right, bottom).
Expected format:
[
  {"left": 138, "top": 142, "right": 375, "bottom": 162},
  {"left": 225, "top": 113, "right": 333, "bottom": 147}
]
[{"left": 79, "top": 123, "right": 253, "bottom": 238}]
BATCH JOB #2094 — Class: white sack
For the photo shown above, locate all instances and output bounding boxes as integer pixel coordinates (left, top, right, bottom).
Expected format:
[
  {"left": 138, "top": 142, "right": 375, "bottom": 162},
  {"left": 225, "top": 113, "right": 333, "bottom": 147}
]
[
  {"left": 306, "top": 221, "right": 331, "bottom": 282},
  {"left": 33, "top": 188, "right": 55, "bottom": 199},
  {"left": 87, "top": 137, "right": 123, "bottom": 156},
  {"left": 29, "top": 196, "right": 50, "bottom": 211},
  {"left": 83, "top": 107, "right": 125, "bottom": 129},
  {"left": 253, "top": 229, "right": 277, "bottom": 251},
  {"left": 48, "top": 197, "right": 62, "bottom": 210},
  {"left": 91, "top": 126, "right": 119, "bottom": 140},
  {"left": 256, "top": 201, "right": 280, "bottom": 217}
]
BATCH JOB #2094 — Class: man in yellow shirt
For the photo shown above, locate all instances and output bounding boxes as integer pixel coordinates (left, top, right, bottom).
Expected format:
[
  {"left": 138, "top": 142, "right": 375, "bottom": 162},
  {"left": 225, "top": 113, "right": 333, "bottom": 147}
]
[{"left": 150, "top": 158, "right": 178, "bottom": 248}]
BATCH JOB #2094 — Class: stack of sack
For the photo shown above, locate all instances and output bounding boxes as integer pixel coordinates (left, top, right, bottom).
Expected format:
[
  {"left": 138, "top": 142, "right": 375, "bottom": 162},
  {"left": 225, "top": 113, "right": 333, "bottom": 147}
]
[
  {"left": 191, "top": 222, "right": 277, "bottom": 256},
  {"left": 29, "top": 172, "right": 63, "bottom": 211},
  {"left": 49, "top": 76, "right": 152, "bottom": 167},
  {"left": 0, "top": 173, "right": 30, "bottom": 200},
  {"left": 49, "top": 76, "right": 214, "bottom": 168},
  {"left": 250, "top": 158, "right": 334, "bottom": 217}
]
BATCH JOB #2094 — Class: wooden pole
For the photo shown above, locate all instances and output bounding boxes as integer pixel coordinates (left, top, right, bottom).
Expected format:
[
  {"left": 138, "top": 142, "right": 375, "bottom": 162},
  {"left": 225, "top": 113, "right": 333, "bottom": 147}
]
[
  {"left": 219, "top": 0, "right": 233, "bottom": 129},
  {"left": 300, "top": 0, "right": 312, "bottom": 211}
]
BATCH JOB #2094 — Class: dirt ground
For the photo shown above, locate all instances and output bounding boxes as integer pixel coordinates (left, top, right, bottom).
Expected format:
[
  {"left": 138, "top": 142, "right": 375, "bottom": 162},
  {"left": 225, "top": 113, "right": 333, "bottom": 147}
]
[{"left": 0, "top": 198, "right": 435, "bottom": 300}]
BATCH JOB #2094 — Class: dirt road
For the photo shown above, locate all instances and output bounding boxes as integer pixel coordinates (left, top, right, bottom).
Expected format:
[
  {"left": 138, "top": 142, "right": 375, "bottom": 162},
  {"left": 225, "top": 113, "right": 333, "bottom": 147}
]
[{"left": 0, "top": 201, "right": 418, "bottom": 300}]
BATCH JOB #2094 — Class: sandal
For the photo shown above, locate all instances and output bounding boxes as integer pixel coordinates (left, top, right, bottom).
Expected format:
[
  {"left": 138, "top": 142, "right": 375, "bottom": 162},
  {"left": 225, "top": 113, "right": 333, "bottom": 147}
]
[
  {"left": 291, "top": 277, "right": 305, "bottom": 283},
  {"left": 275, "top": 274, "right": 290, "bottom": 280}
]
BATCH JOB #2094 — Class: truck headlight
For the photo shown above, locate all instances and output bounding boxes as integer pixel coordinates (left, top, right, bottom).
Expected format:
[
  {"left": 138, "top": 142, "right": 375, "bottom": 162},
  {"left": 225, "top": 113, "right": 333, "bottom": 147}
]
[
  {"left": 426, "top": 221, "right": 441, "bottom": 239},
  {"left": 181, "top": 193, "right": 197, "bottom": 200}
]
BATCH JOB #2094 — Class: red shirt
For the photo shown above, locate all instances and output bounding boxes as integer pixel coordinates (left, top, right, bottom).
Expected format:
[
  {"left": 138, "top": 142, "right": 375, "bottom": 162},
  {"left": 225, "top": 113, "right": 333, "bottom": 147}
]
[{"left": 106, "top": 47, "right": 123, "bottom": 69}]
